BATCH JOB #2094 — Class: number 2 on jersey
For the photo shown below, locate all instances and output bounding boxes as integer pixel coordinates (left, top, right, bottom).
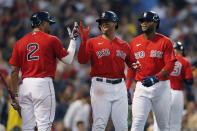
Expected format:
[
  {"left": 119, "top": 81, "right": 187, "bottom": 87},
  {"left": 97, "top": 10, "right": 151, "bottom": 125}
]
[{"left": 27, "top": 43, "right": 39, "bottom": 61}]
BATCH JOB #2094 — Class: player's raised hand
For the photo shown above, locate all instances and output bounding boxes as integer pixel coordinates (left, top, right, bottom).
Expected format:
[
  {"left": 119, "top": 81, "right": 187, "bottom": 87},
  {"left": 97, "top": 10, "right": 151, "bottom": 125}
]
[
  {"left": 79, "top": 21, "right": 90, "bottom": 43},
  {"left": 67, "top": 21, "right": 79, "bottom": 40}
]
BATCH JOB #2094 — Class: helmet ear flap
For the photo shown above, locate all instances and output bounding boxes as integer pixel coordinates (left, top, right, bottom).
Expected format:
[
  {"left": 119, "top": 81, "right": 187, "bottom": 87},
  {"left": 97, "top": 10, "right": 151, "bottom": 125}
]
[
  {"left": 138, "top": 11, "right": 160, "bottom": 29},
  {"left": 153, "top": 14, "right": 160, "bottom": 29},
  {"left": 30, "top": 11, "right": 55, "bottom": 28},
  {"left": 31, "top": 13, "right": 42, "bottom": 28},
  {"left": 115, "top": 23, "right": 118, "bottom": 29},
  {"left": 156, "top": 22, "right": 159, "bottom": 29},
  {"left": 34, "top": 17, "right": 42, "bottom": 27},
  {"left": 98, "top": 24, "right": 101, "bottom": 30}
]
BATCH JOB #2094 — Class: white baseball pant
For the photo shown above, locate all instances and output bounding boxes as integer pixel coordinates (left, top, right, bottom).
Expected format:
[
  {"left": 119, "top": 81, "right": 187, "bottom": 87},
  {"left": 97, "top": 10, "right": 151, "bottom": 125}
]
[
  {"left": 90, "top": 77, "right": 128, "bottom": 131},
  {"left": 154, "top": 89, "right": 184, "bottom": 131},
  {"left": 131, "top": 80, "right": 171, "bottom": 131},
  {"left": 18, "top": 77, "right": 56, "bottom": 131}
]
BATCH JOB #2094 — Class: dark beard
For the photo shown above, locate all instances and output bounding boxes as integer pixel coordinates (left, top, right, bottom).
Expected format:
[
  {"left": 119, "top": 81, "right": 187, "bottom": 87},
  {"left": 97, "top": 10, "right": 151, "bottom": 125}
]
[
  {"left": 142, "top": 27, "right": 154, "bottom": 34},
  {"left": 46, "top": 30, "right": 51, "bottom": 34}
]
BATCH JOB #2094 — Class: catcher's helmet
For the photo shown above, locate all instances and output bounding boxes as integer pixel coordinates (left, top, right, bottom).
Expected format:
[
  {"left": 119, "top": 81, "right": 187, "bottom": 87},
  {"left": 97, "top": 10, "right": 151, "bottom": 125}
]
[
  {"left": 96, "top": 11, "right": 119, "bottom": 29},
  {"left": 30, "top": 11, "right": 55, "bottom": 28},
  {"left": 138, "top": 11, "right": 160, "bottom": 29}
]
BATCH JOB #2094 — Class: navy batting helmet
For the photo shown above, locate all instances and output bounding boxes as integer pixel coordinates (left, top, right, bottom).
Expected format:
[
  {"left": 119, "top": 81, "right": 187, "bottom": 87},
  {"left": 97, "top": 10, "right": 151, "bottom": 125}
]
[
  {"left": 30, "top": 11, "right": 56, "bottom": 28},
  {"left": 173, "top": 41, "right": 185, "bottom": 56},
  {"left": 138, "top": 11, "right": 160, "bottom": 29},
  {"left": 173, "top": 41, "right": 184, "bottom": 51},
  {"left": 96, "top": 11, "right": 119, "bottom": 29}
]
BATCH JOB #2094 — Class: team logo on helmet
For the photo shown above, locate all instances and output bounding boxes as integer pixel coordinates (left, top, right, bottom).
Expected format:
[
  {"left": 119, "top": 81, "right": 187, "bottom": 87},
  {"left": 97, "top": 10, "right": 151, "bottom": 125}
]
[
  {"left": 102, "top": 12, "right": 106, "bottom": 18},
  {"left": 96, "top": 11, "right": 119, "bottom": 29},
  {"left": 143, "top": 13, "right": 147, "bottom": 18}
]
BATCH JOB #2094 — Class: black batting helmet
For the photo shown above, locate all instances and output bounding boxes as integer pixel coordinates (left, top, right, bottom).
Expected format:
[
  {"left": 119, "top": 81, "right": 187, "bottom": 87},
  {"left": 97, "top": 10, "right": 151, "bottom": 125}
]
[
  {"left": 96, "top": 11, "right": 119, "bottom": 29},
  {"left": 138, "top": 11, "right": 160, "bottom": 29},
  {"left": 173, "top": 41, "right": 185, "bottom": 56},
  {"left": 30, "top": 11, "right": 56, "bottom": 28},
  {"left": 173, "top": 41, "right": 184, "bottom": 51}
]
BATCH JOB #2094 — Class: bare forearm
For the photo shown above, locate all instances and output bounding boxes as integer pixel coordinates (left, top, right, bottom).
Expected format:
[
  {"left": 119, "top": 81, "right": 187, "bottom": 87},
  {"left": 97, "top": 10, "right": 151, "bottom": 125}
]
[
  {"left": 78, "top": 42, "right": 90, "bottom": 64},
  {"left": 156, "top": 60, "right": 176, "bottom": 80},
  {"left": 10, "top": 66, "right": 20, "bottom": 95}
]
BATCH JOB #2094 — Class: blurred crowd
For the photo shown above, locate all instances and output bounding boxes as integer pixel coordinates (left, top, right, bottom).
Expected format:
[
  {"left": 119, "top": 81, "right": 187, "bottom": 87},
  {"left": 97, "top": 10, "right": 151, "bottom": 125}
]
[{"left": 0, "top": 0, "right": 197, "bottom": 131}]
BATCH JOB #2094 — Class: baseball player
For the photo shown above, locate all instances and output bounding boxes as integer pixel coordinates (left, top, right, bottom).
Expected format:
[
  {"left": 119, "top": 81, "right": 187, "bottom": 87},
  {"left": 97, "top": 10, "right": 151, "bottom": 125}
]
[
  {"left": 154, "top": 41, "right": 194, "bottom": 131},
  {"left": 127, "top": 11, "right": 176, "bottom": 131},
  {"left": 77, "top": 11, "right": 139, "bottom": 131},
  {"left": 9, "top": 11, "right": 79, "bottom": 131}
]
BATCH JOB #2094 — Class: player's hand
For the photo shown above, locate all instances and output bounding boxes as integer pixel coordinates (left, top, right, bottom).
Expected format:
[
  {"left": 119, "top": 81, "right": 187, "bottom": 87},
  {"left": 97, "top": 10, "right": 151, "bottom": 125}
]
[
  {"left": 142, "top": 76, "right": 159, "bottom": 87},
  {"left": 79, "top": 21, "right": 90, "bottom": 43},
  {"left": 11, "top": 99, "right": 22, "bottom": 117},
  {"left": 132, "top": 61, "right": 141, "bottom": 70},
  {"left": 67, "top": 21, "right": 79, "bottom": 40},
  {"left": 127, "top": 89, "right": 132, "bottom": 105},
  {"left": 11, "top": 98, "right": 20, "bottom": 111}
]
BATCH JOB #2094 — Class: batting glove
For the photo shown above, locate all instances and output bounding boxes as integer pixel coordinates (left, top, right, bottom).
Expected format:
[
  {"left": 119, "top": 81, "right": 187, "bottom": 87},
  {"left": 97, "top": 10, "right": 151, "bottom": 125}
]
[
  {"left": 67, "top": 21, "right": 79, "bottom": 40},
  {"left": 142, "top": 76, "right": 159, "bottom": 87}
]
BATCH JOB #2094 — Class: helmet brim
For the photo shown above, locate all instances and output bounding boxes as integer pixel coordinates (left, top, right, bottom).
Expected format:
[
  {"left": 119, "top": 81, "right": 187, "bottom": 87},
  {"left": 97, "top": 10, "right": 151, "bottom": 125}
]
[
  {"left": 138, "top": 18, "right": 153, "bottom": 22},
  {"left": 48, "top": 19, "right": 56, "bottom": 25},
  {"left": 96, "top": 18, "right": 115, "bottom": 23},
  {"left": 48, "top": 16, "right": 56, "bottom": 25}
]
